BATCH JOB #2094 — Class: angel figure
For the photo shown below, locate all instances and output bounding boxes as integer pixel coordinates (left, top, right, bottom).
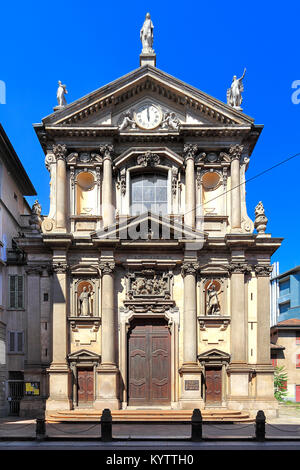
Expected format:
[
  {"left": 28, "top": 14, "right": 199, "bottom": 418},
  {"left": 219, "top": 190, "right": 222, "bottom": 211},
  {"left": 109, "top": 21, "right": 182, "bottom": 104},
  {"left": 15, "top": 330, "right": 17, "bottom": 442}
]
[
  {"left": 56, "top": 80, "right": 68, "bottom": 107},
  {"left": 119, "top": 111, "right": 136, "bottom": 131},
  {"left": 161, "top": 112, "right": 180, "bottom": 130},
  {"left": 227, "top": 68, "right": 246, "bottom": 109},
  {"left": 206, "top": 281, "right": 221, "bottom": 315}
]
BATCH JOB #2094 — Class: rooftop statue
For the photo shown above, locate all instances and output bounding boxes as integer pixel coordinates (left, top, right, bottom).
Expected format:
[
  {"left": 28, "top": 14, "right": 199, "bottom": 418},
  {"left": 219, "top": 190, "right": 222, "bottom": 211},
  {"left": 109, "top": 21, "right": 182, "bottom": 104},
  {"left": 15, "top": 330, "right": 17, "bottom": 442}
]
[
  {"left": 56, "top": 80, "right": 68, "bottom": 107},
  {"left": 140, "top": 12, "right": 154, "bottom": 54},
  {"left": 227, "top": 68, "right": 246, "bottom": 110}
]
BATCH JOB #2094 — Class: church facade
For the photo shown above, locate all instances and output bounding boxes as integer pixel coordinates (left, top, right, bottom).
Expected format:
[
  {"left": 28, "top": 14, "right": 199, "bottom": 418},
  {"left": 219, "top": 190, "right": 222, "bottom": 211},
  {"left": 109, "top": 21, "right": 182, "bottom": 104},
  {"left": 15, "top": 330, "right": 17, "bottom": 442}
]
[{"left": 17, "top": 21, "right": 282, "bottom": 417}]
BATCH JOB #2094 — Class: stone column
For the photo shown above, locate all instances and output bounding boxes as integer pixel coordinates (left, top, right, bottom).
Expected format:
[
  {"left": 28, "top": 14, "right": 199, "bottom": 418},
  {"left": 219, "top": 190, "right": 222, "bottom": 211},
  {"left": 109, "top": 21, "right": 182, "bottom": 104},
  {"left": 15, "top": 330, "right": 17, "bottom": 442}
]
[
  {"left": 100, "top": 144, "right": 114, "bottom": 228},
  {"left": 254, "top": 265, "right": 278, "bottom": 414},
  {"left": 95, "top": 258, "right": 119, "bottom": 409},
  {"left": 46, "top": 261, "right": 72, "bottom": 411},
  {"left": 179, "top": 259, "right": 203, "bottom": 409},
  {"left": 229, "top": 144, "right": 243, "bottom": 230},
  {"left": 229, "top": 263, "right": 249, "bottom": 363},
  {"left": 53, "top": 144, "right": 67, "bottom": 231},
  {"left": 256, "top": 265, "right": 273, "bottom": 364},
  {"left": 184, "top": 144, "right": 198, "bottom": 230}
]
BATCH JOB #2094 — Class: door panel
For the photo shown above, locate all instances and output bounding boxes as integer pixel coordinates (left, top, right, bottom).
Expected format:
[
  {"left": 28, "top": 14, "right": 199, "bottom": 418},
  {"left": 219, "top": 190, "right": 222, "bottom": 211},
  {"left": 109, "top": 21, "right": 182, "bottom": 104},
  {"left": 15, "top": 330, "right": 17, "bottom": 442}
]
[
  {"left": 205, "top": 368, "right": 222, "bottom": 404},
  {"left": 128, "top": 319, "right": 171, "bottom": 405},
  {"left": 78, "top": 369, "right": 94, "bottom": 403}
]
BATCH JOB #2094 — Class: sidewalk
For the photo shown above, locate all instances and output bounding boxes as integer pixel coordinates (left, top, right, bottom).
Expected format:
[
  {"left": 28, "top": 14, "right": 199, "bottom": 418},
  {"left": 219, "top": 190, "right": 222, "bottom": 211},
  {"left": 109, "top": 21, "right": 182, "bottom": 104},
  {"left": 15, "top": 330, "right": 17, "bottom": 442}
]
[{"left": 0, "top": 405, "right": 299, "bottom": 440}]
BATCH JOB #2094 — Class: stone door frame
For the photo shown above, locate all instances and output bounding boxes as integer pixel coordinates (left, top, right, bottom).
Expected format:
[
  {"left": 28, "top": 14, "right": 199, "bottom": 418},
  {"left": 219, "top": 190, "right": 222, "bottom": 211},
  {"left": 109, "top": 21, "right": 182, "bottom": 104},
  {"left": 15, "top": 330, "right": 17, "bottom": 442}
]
[
  {"left": 119, "top": 307, "right": 180, "bottom": 409},
  {"left": 197, "top": 348, "right": 231, "bottom": 407},
  {"left": 68, "top": 349, "right": 101, "bottom": 409}
]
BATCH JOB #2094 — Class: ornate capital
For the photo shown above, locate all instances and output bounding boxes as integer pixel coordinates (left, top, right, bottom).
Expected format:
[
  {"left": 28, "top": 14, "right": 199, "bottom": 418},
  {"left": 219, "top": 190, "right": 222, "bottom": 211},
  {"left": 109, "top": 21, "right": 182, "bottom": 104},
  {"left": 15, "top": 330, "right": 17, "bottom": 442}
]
[
  {"left": 99, "top": 260, "right": 115, "bottom": 275},
  {"left": 181, "top": 261, "right": 199, "bottom": 277},
  {"left": 52, "top": 262, "right": 68, "bottom": 274},
  {"left": 228, "top": 144, "right": 244, "bottom": 161},
  {"left": 254, "top": 265, "right": 273, "bottom": 277},
  {"left": 183, "top": 143, "right": 199, "bottom": 162},
  {"left": 227, "top": 262, "right": 252, "bottom": 275},
  {"left": 99, "top": 144, "right": 114, "bottom": 161},
  {"left": 52, "top": 143, "right": 67, "bottom": 161}
]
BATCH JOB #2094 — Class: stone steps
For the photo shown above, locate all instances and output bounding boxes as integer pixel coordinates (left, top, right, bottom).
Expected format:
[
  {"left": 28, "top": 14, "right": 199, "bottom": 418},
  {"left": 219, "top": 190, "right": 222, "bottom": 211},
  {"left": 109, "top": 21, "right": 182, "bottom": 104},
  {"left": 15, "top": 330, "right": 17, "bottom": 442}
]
[{"left": 46, "top": 408, "right": 254, "bottom": 423}]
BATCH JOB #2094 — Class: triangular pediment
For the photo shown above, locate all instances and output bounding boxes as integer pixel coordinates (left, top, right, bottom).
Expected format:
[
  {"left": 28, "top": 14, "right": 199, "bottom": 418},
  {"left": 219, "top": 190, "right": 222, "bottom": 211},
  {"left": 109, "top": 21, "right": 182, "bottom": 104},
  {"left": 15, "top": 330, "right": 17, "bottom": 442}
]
[
  {"left": 198, "top": 348, "right": 231, "bottom": 362},
  {"left": 68, "top": 349, "right": 101, "bottom": 361},
  {"left": 92, "top": 211, "right": 206, "bottom": 246},
  {"left": 41, "top": 65, "right": 255, "bottom": 130}
]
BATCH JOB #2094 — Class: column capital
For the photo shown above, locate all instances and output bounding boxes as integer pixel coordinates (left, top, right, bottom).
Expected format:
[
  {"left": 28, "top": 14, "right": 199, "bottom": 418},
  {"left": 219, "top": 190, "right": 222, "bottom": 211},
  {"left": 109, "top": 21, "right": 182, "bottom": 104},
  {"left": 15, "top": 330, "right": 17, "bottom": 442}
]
[
  {"left": 183, "top": 143, "right": 199, "bottom": 162},
  {"left": 52, "top": 143, "right": 67, "bottom": 161},
  {"left": 99, "top": 144, "right": 114, "bottom": 161},
  {"left": 254, "top": 265, "right": 273, "bottom": 277},
  {"left": 227, "top": 262, "right": 252, "bottom": 275},
  {"left": 181, "top": 261, "right": 199, "bottom": 277},
  {"left": 228, "top": 144, "right": 244, "bottom": 161},
  {"left": 99, "top": 260, "right": 116, "bottom": 275},
  {"left": 52, "top": 262, "right": 69, "bottom": 274}
]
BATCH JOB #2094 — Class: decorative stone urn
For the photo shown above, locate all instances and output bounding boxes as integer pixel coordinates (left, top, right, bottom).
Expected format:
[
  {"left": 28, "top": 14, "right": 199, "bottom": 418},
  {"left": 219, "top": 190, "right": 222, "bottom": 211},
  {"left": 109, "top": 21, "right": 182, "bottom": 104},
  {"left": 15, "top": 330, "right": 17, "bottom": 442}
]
[{"left": 254, "top": 201, "right": 268, "bottom": 234}]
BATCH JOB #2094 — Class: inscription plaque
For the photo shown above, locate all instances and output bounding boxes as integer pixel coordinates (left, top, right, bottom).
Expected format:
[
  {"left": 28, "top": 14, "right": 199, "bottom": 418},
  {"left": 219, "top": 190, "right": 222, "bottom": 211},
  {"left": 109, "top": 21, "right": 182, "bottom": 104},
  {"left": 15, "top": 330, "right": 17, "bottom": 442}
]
[{"left": 184, "top": 380, "right": 199, "bottom": 391}]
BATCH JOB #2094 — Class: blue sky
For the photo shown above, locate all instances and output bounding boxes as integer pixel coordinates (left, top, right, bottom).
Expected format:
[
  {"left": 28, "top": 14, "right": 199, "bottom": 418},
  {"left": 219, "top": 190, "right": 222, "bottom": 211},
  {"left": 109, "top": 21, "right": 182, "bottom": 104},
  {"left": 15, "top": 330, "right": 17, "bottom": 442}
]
[{"left": 0, "top": 0, "right": 299, "bottom": 273}]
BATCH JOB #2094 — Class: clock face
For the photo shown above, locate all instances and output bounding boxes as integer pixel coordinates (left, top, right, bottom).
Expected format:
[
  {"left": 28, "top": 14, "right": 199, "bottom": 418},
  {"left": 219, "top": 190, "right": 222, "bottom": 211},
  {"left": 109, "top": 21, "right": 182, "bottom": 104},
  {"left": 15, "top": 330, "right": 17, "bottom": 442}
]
[{"left": 134, "top": 104, "right": 162, "bottom": 130}]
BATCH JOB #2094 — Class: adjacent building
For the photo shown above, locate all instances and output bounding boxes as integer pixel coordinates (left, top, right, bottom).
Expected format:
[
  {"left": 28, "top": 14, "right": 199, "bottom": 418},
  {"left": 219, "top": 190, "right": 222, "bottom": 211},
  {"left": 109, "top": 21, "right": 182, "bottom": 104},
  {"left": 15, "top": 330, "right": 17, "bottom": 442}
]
[
  {"left": 270, "top": 264, "right": 300, "bottom": 402},
  {"left": 0, "top": 123, "right": 36, "bottom": 416}
]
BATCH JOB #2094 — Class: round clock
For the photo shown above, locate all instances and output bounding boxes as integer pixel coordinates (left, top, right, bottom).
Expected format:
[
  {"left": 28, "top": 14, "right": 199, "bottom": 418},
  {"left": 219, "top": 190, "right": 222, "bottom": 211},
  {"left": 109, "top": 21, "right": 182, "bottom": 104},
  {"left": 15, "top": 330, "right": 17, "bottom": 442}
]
[{"left": 134, "top": 104, "right": 162, "bottom": 130}]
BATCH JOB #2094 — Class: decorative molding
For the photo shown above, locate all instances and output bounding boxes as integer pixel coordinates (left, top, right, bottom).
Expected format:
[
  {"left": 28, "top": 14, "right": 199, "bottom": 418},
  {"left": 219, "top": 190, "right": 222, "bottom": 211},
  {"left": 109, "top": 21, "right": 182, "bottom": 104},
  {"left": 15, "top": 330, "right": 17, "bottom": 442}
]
[
  {"left": 137, "top": 151, "right": 160, "bottom": 167},
  {"left": 52, "top": 262, "right": 68, "bottom": 274}
]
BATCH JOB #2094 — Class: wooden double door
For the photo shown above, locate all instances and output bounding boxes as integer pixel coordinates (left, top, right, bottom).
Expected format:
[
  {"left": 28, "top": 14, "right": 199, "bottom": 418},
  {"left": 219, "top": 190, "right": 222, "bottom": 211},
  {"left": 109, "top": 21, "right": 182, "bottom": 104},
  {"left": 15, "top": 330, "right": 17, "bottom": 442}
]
[{"left": 128, "top": 319, "right": 171, "bottom": 406}]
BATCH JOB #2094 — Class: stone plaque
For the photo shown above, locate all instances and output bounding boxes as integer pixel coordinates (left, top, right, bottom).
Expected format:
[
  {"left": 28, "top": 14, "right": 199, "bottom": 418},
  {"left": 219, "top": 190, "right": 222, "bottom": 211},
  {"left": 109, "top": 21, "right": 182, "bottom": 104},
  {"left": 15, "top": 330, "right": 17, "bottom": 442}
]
[{"left": 184, "top": 380, "right": 199, "bottom": 391}]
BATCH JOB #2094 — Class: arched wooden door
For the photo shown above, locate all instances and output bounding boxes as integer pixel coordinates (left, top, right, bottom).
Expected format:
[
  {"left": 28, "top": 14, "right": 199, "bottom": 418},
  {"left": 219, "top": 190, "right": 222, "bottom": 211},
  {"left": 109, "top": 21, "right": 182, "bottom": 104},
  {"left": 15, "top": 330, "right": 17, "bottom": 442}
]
[{"left": 128, "top": 319, "right": 171, "bottom": 406}]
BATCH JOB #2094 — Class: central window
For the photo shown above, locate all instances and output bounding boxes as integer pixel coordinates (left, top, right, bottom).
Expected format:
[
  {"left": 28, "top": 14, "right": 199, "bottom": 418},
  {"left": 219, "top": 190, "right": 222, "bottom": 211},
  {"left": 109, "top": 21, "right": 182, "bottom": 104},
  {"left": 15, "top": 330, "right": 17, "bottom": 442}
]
[{"left": 131, "top": 173, "right": 168, "bottom": 216}]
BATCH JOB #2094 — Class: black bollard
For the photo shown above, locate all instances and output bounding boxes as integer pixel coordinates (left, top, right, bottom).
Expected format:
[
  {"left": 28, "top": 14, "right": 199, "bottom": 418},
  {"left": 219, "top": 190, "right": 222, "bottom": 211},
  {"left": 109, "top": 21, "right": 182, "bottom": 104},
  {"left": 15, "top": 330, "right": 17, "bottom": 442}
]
[
  {"left": 255, "top": 410, "right": 266, "bottom": 441},
  {"left": 36, "top": 417, "right": 46, "bottom": 441},
  {"left": 191, "top": 409, "right": 203, "bottom": 441},
  {"left": 101, "top": 408, "right": 112, "bottom": 442}
]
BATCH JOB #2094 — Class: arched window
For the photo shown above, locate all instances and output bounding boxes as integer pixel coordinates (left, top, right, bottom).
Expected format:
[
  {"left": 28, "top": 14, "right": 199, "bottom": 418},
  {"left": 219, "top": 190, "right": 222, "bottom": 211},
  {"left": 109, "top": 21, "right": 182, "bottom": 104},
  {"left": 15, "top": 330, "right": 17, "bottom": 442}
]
[{"left": 131, "top": 173, "right": 168, "bottom": 216}]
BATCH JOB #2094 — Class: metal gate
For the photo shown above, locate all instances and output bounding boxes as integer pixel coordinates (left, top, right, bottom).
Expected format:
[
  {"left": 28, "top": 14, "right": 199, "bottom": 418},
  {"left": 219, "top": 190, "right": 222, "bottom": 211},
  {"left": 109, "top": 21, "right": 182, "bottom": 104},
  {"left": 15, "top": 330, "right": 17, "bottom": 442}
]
[{"left": 8, "top": 380, "right": 24, "bottom": 415}]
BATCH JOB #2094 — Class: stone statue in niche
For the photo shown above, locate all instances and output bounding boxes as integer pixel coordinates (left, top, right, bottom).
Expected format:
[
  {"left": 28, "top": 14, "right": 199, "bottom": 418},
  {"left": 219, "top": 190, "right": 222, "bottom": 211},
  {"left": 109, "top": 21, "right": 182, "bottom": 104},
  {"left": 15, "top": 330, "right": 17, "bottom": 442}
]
[
  {"left": 78, "top": 283, "right": 93, "bottom": 316},
  {"left": 206, "top": 281, "right": 221, "bottom": 315},
  {"left": 227, "top": 68, "right": 246, "bottom": 110}
]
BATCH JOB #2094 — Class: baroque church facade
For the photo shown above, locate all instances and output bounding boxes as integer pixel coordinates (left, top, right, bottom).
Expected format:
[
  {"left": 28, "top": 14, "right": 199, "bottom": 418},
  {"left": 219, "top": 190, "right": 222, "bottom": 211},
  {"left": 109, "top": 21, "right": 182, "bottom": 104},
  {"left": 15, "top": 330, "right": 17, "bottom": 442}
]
[{"left": 17, "top": 17, "right": 282, "bottom": 417}]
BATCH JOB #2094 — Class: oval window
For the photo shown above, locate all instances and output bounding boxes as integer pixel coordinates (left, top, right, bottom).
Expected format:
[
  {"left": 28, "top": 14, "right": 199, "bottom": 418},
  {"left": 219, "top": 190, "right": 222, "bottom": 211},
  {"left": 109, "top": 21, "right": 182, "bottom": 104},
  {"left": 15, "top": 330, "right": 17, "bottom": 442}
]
[
  {"left": 77, "top": 172, "right": 95, "bottom": 190},
  {"left": 202, "top": 172, "right": 221, "bottom": 190}
]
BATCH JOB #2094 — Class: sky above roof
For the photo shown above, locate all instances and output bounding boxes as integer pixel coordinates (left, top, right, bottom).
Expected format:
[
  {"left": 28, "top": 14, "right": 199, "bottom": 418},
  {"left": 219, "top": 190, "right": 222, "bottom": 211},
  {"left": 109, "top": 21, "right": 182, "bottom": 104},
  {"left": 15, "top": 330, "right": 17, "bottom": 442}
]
[{"left": 0, "top": 0, "right": 299, "bottom": 273}]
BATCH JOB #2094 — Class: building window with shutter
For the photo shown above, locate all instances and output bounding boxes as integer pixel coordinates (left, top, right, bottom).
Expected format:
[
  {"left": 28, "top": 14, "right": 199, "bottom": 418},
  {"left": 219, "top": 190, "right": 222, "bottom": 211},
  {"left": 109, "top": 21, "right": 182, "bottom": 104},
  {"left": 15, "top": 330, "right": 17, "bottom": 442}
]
[
  {"left": 297, "top": 354, "right": 300, "bottom": 369},
  {"left": 9, "top": 275, "right": 24, "bottom": 309},
  {"left": 8, "top": 331, "right": 24, "bottom": 353}
]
